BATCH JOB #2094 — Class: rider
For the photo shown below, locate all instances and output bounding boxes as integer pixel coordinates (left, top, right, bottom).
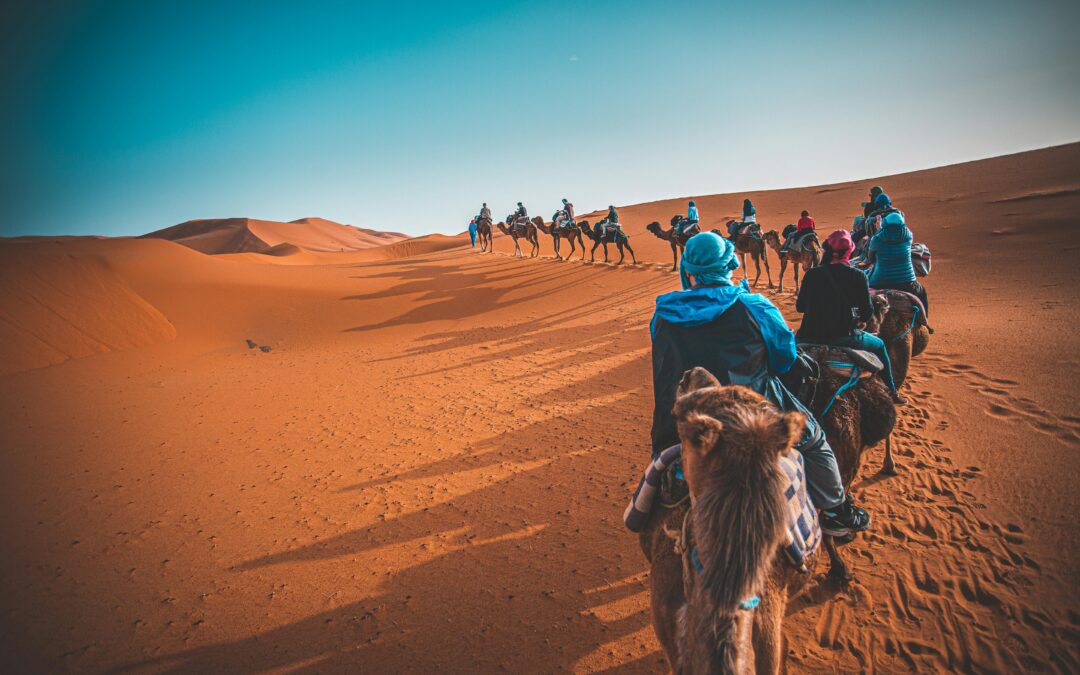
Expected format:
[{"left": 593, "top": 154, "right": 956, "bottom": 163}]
[
  {"left": 513, "top": 202, "right": 528, "bottom": 229},
  {"left": 781, "top": 209, "right": 817, "bottom": 253},
  {"left": 559, "top": 198, "right": 575, "bottom": 228},
  {"left": 600, "top": 204, "right": 620, "bottom": 237},
  {"left": 649, "top": 231, "right": 871, "bottom": 536},
  {"left": 862, "top": 186, "right": 883, "bottom": 219},
  {"left": 795, "top": 230, "right": 905, "bottom": 403},
  {"left": 677, "top": 200, "right": 699, "bottom": 236},
  {"left": 866, "top": 211, "right": 929, "bottom": 315},
  {"left": 479, "top": 202, "right": 492, "bottom": 223}
]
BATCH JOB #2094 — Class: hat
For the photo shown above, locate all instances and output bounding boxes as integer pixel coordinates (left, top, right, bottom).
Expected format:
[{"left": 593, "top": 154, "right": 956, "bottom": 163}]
[{"left": 679, "top": 231, "right": 739, "bottom": 290}]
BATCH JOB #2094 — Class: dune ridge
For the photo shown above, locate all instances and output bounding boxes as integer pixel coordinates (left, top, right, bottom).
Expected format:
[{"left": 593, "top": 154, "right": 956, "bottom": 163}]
[{"left": 143, "top": 216, "right": 411, "bottom": 255}]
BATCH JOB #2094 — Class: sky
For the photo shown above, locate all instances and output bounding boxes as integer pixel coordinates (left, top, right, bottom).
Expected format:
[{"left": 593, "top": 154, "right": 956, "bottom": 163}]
[{"left": 1, "top": 0, "right": 1078, "bottom": 238}]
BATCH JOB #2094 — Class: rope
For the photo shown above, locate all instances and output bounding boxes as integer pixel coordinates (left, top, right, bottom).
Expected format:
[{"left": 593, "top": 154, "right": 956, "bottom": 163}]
[
  {"left": 889, "top": 304, "right": 921, "bottom": 344},
  {"left": 821, "top": 367, "right": 863, "bottom": 417}
]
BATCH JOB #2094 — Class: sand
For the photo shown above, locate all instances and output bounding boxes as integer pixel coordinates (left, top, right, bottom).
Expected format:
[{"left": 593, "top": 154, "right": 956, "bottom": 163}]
[
  {"left": 1, "top": 144, "right": 1078, "bottom": 672},
  {"left": 143, "top": 217, "right": 411, "bottom": 255}
]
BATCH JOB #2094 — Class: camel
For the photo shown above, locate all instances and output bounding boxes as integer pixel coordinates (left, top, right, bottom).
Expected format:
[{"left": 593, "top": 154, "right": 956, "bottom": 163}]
[
  {"left": 536, "top": 216, "right": 585, "bottom": 260},
  {"left": 640, "top": 368, "right": 819, "bottom": 673},
  {"left": 579, "top": 219, "right": 637, "bottom": 264},
  {"left": 795, "top": 340, "right": 898, "bottom": 580},
  {"left": 475, "top": 217, "right": 493, "bottom": 253},
  {"left": 645, "top": 216, "right": 700, "bottom": 271},
  {"left": 726, "top": 220, "right": 773, "bottom": 288},
  {"left": 496, "top": 217, "right": 540, "bottom": 258},
  {"left": 764, "top": 229, "right": 820, "bottom": 293},
  {"left": 867, "top": 290, "right": 931, "bottom": 391}
]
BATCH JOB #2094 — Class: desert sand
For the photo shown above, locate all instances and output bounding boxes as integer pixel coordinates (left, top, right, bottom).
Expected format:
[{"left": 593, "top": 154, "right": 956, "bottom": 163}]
[{"left": 2, "top": 144, "right": 1079, "bottom": 673}]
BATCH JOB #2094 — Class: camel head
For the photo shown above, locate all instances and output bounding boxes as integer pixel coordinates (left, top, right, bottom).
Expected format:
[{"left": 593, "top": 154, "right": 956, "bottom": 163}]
[
  {"left": 867, "top": 293, "right": 890, "bottom": 333},
  {"left": 763, "top": 230, "right": 782, "bottom": 250},
  {"left": 646, "top": 221, "right": 663, "bottom": 236}
]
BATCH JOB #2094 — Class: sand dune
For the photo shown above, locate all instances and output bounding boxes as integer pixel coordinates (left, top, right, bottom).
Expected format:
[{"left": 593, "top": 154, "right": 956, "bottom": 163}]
[
  {"left": 143, "top": 216, "right": 410, "bottom": 255},
  {"left": 1, "top": 144, "right": 1078, "bottom": 673}
]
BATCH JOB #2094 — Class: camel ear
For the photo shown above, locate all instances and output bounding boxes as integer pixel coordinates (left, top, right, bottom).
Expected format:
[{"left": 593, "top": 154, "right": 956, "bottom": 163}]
[
  {"left": 780, "top": 412, "right": 805, "bottom": 455},
  {"left": 679, "top": 412, "right": 724, "bottom": 456},
  {"left": 677, "top": 367, "right": 721, "bottom": 398}
]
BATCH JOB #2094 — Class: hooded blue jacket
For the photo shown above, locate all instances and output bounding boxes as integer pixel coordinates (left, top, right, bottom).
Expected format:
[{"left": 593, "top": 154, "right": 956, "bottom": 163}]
[
  {"left": 650, "top": 281, "right": 824, "bottom": 456},
  {"left": 867, "top": 218, "right": 915, "bottom": 286}
]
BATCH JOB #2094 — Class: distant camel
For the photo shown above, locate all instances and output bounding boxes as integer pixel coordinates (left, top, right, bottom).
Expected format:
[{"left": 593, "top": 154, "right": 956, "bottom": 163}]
[
  {"left": 867, "top": 290, "right": 931, "bottom": 391},
  {"left": 645, "top": 215, "right": 700, "bottom": 271},
  {"left": 476, "top": 217, "right": 493, "bottom": 253},
  {"left": 764, "top": 229, "right": 820, "bottom": 293},
  {"left": 496, "top": 217, "right": 540, "bottom": 258},
  {"left": 725, "top": 220, "right": 773, "bottom": 288},
  {"left": 579, "top": 220, "right": 637, "bottom": 264},
  {"left": 640, "top": 368, "right": 819, "bottom": 673},
  {"left": 536, "top": 216, "right": 585, "bottom": 260}
]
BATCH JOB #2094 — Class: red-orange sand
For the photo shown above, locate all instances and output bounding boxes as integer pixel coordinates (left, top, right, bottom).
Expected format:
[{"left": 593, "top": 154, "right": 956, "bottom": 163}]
[{"left": 1, "top": 145, "right": 1079, "bottom": 673}]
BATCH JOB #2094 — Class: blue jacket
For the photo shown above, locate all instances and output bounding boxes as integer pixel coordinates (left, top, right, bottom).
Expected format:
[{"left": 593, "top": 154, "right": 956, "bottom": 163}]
[
  {"left": 867, "top": 220, "right": 915, "bottom": 286},
  {"left": 687, "top": 205, "right": 699, "bottom": 222},
  {"left": 743, "top": 203, "right": 756, "bottom": 219},
  {"left": 650, "top": 281, "right": 825, "bottom": 456}
]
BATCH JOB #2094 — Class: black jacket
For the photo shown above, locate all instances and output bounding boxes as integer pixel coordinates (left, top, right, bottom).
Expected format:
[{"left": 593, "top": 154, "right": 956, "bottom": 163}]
[
  {"left": 795, "top": 264, "right": 873, "bottom": 342},
  {"left": 650, "top": 299, "right": 823, "bottom": 457}
]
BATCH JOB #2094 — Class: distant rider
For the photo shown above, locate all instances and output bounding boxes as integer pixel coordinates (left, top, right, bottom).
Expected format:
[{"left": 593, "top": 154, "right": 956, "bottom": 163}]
[
  {"left": 677, "top": 200, "right": 699, "bottom": 236},
  {"left": 558, "top": 198, "right": 575, "bottom": 228},
  {"left": 781, "top": 209, "right": 816, "bottom": 253},
  {"left": 514, "top": 202, "right": 528, "bottom": 229},
  {"left": 600, "top": 205, "right": 621, "bottom": 237},
  {"left": 866, "top": 211, "right": 929, "bottom": 315}
]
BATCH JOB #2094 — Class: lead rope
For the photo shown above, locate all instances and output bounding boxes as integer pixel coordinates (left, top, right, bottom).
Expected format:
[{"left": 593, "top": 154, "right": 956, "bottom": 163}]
[
  {"left": 821, "top": 366, "right": 863, "bottom": 417},
  {"left": 889, "top": 304, "right": 921, "bottom": 344}
]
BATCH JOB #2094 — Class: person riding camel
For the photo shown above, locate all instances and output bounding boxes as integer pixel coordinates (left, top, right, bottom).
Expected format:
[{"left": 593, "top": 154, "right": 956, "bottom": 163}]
[
  {"left": 726, "top": 198, "right": 758, "bottom": 240},
  {"left": 795, "top": 230, "right": 905, "bottom": 404},
  {"left": 479, "top": 202, "right": 492, "bottom": 223},
  {"left": 862, "top": 186, "right": 883, "bottom": 219},
  {"left": 599, "top": 205, "right": 620, "bottom": 237},
  {"left": 676, "top": 200, "right": 700, "bottom": 236},
  {"left": 513, "top": 202, "right": 528, "bottom": 230},
  {"left": 557, "top": 198, "right": 575, "bottom": 229},
  {"left": 866, "top": 211, "right": 929, "bottom": 315},
  {"left": 781, "top": 209, "right": 817, "bottom": 253},
  {"left": 649, "top": 231, "right": 871, "bottom": 536}
]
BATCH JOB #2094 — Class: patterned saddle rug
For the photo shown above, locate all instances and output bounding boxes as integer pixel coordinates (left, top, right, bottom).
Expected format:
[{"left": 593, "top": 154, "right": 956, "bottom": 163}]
[{"left": 624, "top": 444, "right": 822, "bottom": 567}]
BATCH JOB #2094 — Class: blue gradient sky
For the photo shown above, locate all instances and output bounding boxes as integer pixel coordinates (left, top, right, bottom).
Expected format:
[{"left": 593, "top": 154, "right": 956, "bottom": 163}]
[{"left": 2, "top": 0, "right": 1078, "bottom": 237}]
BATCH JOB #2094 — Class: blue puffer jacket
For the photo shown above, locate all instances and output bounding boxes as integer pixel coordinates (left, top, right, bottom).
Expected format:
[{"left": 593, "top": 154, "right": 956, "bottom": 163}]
[{"left": 867, "top": 216, "right": 915, "bottom": 286}]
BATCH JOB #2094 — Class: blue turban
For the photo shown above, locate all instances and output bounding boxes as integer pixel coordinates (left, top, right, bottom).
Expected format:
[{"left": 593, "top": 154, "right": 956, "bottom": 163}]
[
  {"left": 679, "top": 231, "right": 740, "bottom": 290},
  {"left": 883, "top": 211, "right": 905, "bottom": 226},
  {"left": 875, "top": 193, "right": 892, "bottom": 207}
]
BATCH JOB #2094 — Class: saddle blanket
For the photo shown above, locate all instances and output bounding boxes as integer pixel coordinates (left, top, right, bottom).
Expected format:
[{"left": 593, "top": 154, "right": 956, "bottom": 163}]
[{"left": 624, "top": 444, "right": 822, "bottom": 566}]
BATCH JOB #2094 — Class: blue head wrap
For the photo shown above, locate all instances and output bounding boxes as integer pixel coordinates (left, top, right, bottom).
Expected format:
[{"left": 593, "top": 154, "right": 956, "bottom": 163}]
[
  {"left": 679, "top": 231, "right": 740, "bottom": 290},
  {"left": 875, "top": 193, "right": 892, "bottom": 207},
  {"left": 883, "top": 211, "right": 905, "bottom": 226}
]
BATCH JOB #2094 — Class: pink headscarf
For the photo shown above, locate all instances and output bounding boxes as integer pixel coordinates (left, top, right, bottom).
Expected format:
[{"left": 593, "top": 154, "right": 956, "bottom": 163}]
[{"left": 825, "top": 229, "right": 854, "bottom": 264}]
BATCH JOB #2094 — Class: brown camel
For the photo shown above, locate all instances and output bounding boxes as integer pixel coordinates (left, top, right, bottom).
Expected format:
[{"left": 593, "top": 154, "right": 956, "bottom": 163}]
[
  {"left": 795, "top": 342, "right": 898, "bottom": 579},
  {"left": 475, "top": 217, "right": 493, "bottom": 253},
  {"left": 496, "top": 217, "right": 540, "bottom": 258},
  {"left": 579, "top": 220, "right": 638, "bottom": 264},
  {"left": 866, "top": 290, "right": 931, "bottom": 391},
  {"left": 645, "top": 215, "right": 700, "bottom": 271},
  {"left": 640, "top": 368, "right": 819, "bottom": 673},
  {"left": 764, "top": 230, "right": 820, "bottom": 293},
  {"left": 726, "top": 220, "right": 773, "bottom": 288},
  {"left": 536, "top": 216, "right": 585, "bottom": 260}
]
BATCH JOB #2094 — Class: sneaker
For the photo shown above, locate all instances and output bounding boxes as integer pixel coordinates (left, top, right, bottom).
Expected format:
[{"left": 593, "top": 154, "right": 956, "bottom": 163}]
[
  {"left": 892, "top": 392, "right": 908, "bottom": 405},
  {"left": 821, "top": 497, "right": 871, "bottom": 537}
]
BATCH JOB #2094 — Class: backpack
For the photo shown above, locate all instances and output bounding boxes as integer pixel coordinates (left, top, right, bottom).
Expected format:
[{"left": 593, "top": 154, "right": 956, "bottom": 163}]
[{"left": 911, "top": 243, "right": 931, "bottom": 277}]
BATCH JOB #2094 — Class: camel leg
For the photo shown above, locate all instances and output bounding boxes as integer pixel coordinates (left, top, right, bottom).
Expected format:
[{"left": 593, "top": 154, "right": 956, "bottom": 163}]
[
  {"left": 590, "top": 240, "right": 601, "bottom": 262},
  {"left": 752, "top": 253, "right": 761, "bottom": 287},
  {"left": 777, "top": 259, "right": 787, "bottom": 293},
  {"left": 824, "top": 535, "right": 852, "bottom": 582},
  {"left": 602, "top": 242, "right": 610, "bottom": 263},
  {"left": 752, "top": 590, "right": 786, "bottom": 675},
  {"left": 579, "top": 235, "right": 586, "bottom": 260},
  {"left": 625, "top": 242, "right": 637, "bottom": 264},
  {"left": 881, "top": 433, "right": 898, "bottom": 475},
  {"left": 669, "top": 242, "right": 678, "bottom": 272},
  {"left": 763, "top": 250, "right": 773, "bottom": 288}
]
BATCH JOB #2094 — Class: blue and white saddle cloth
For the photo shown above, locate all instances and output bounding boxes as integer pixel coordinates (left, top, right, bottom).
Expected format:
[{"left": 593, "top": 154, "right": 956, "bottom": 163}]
[{"left": 624, "top": 443, "right": 822, "bottom": 566}]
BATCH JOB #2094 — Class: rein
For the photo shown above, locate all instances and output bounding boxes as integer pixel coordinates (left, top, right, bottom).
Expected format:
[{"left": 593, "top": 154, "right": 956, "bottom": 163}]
[
  {"left": 888, "top": 304, "right": 921, "bottom": 343},
  {"left": 820, "top": 365, "right": 863, "bottom": 417}
]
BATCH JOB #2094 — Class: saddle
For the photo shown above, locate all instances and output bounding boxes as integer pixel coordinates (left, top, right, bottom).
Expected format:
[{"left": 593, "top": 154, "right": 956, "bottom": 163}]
[
  {"left": 871, "top": 289, "right": 928, "bottom": 327},
  {"left": 624, "top": 444, "right": 821, "bottom": 567},
  {"left": 679, "top": 221, "right": 701, "bottom": 237},
  {"left": 789, "top": 230, "right": 819, "bottom": 253},
  {"left": 727, "top": 221, "right": 761, "bottom": 240},
  {"left": 797, "top": 344, "right": 883, "bottom": 380}
]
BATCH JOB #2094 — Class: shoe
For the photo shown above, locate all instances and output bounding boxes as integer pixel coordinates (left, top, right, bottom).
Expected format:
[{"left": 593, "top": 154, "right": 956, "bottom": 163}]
[
  {"left": 821, "top": 497, "right": 871, "bottom": 537},
  {"left": 892, "top": 393, "right": 908, "bottom": 405}
]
